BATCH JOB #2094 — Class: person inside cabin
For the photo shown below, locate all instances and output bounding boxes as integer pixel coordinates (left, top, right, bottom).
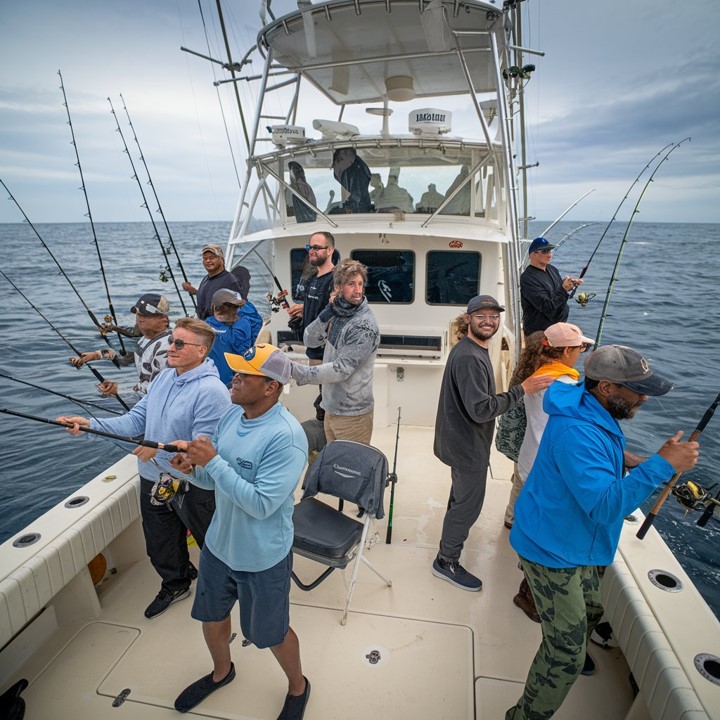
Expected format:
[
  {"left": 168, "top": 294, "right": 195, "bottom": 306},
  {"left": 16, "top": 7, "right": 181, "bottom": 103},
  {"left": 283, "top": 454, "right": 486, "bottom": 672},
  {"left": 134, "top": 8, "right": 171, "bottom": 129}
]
[
  {"left": 329, "top": 148, "right": 372, "bottom": 213},
  {"left": 206, "top": 288, "right": 263, "bottom": 387},
  {"left": 168, "top": 344, "right": 310, "bottom": 718},
  {"left": 69, "top": 293, "right": 172, "bottom": 402},
  {"left": 182, "top": 244, "right": 246, "bottom": 320},
  {"left": 506, "top": 345, "right": 699, "bottom": 720},
  {"left": 417, "top": 183, "right": 445, "bottom": 213},
  {"left": 520, "top": 236, "right": 582, "bottom": 337},
  {"left": 369, "top": 173, "right": 384, "bottom": 204},
  {"left": 432, "top": 295, "right": 552, "bottom": 592},
  {"left": 374, "top": 172, "right": 414, "bottom": 214},
  {"left": 58, "top": 318, "right": 232, "bottom": 620},
  {"left": 290, "top": 259, "right": 380, "bottom": 445},
  {"left": 288, "top": 161, "right": 317, "bottom": 223},
  {"left": 441, "top": 165, "right": 471, "bottom": 215}
]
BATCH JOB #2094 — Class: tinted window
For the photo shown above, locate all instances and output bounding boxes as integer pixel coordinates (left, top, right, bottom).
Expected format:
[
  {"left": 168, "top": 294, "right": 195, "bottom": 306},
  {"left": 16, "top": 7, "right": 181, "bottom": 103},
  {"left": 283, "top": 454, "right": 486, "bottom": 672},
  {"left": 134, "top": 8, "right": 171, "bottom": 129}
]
[
  {"left": 426, "top": 251, "right": 481, "bottom": 305},
  {"left": 351, "top": 250, "right": 414, "bottom": 303},
  {"left": 290, "top": 248, "right": 309, "bottom": 301}
]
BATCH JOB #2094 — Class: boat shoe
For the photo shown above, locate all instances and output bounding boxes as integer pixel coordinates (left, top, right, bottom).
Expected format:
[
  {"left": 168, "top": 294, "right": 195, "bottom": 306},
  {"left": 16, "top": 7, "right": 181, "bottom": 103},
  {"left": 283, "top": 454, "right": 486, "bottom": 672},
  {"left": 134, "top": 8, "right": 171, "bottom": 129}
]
[
  {"left": 277, "top": 677, "right": 311, "bottom": 720},
  {"left": 174, "top": 663, "right": 236, "bottom": 713}
]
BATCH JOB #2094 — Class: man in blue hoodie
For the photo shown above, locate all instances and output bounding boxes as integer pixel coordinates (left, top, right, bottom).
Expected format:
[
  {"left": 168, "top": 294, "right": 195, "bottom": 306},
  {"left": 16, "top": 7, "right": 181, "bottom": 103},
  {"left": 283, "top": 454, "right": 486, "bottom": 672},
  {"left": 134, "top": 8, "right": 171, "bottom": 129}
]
[
  {"left": 58, "top": 318, "right": 232, "bottom": 619},
  {"left": 506, "top": 345, "right": 700, "bottom": 720}
]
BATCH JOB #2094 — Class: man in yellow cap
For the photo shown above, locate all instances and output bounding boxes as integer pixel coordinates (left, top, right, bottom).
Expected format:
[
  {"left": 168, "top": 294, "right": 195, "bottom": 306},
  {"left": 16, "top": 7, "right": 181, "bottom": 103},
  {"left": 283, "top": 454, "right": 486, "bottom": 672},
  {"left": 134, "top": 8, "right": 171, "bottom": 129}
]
[{"left": 171, "top": 344, "right": 310, "bottom": 719}]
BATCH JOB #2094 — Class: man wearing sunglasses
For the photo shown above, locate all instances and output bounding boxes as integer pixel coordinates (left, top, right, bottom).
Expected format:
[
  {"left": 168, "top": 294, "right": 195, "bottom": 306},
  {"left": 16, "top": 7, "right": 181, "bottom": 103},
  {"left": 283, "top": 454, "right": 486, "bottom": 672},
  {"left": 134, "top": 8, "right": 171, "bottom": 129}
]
[
  {"left": 58, "top": 318, "right": 232, "bottom": 620},
  {"left": 520, "top": 236, "right": 583, "bottom": 337}
]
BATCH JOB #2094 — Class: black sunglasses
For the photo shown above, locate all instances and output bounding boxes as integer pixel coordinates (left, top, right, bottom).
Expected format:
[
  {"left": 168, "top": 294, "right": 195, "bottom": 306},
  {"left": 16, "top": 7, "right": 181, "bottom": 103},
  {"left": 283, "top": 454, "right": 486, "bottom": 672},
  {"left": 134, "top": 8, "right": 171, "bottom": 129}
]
[{"left": 168, "top": 336, "right": 205, "bottom": 350}]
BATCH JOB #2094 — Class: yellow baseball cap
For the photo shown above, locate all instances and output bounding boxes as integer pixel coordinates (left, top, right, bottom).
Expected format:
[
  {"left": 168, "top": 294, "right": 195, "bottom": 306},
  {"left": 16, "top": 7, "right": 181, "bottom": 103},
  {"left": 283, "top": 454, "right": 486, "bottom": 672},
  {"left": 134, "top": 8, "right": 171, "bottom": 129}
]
[{"left": 225, "top": 343, "right": 292, "bottom": 384}]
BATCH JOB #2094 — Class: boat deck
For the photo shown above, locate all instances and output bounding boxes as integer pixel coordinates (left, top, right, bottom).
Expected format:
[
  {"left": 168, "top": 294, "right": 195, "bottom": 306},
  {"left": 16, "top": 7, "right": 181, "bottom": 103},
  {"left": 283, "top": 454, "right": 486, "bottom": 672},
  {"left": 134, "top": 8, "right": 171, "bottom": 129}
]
[{"left": 6, "top": 426, "right": 636, "bottom": 719}]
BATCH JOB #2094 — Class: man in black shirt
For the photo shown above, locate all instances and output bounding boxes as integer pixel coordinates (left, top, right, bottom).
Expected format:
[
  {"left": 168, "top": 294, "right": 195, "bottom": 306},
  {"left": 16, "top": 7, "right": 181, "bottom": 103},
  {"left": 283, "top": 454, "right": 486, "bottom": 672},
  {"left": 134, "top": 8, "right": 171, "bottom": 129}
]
[
  {"left": 182, "top": 244, "right": 244, "bottom": 320},
  {"left": 520, "top": 237, "right": 582, "bottom": 336}
]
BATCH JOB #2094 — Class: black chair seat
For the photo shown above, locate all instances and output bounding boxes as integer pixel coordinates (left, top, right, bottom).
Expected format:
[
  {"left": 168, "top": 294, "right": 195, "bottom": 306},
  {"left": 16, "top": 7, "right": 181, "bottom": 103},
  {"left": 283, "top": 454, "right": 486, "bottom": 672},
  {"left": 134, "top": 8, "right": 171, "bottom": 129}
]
[{"left": 293, "top": 497, "right": 363, "bottom": 562}]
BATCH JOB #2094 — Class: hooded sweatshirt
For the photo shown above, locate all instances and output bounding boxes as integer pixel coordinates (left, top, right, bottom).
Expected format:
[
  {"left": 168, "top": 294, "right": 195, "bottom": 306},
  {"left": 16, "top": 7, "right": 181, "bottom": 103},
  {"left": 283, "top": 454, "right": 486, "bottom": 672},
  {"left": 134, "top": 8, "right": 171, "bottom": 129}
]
[
  {"left": 90, "top": 359, "right": 231, "bottom": 481},
  {"left": 510, "top": 381, "right": 674, "bottom": 567}
]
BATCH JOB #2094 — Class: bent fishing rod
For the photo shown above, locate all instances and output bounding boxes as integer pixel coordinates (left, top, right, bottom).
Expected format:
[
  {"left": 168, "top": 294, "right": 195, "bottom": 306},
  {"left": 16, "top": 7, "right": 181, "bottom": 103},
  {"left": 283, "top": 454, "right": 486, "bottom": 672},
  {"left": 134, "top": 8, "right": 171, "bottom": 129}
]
[
  {"left": 0, "top": 408, "right": 183, "bottom": 454},
  {"left": 568, "top": 143, "right": 674, "bottom": 300},
  {"left": 0, "top": 178, "right": 122, "bottom": 365},
  {"left": 58, "top": 70, "right": 127, "bottom": 355},
  {"left": 0, "top": 269, "right": 130, "bottom": 412},
  {"left": 107, "top": 97, "right": 189, "bottom": 315},
  {"left": 119, "top": 94, "right": 197, "bottom": 312},
  {"left": 0, "top": 371, "right": 122, "bottom": 415},
  {"left": 595, "top": 138, "right": 690, "bottom": 346},
  {"left": 637, "top": 388, "right": 720, "bottom": 540}
]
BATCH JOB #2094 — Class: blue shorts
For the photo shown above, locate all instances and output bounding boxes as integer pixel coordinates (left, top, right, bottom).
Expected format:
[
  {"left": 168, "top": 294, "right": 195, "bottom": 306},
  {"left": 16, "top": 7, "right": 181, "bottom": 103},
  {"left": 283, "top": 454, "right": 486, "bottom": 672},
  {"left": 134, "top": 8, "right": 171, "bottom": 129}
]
[{"left": 191, "top": 546, "right": 291, "bottom": 649}]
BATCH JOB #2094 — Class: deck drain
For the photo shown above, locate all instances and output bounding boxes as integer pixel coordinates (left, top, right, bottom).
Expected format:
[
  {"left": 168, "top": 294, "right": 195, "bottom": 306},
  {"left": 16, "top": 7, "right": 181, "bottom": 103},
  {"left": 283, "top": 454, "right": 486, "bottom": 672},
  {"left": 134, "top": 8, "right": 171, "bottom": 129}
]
[
  {"left": 64, "top": 495, "right": 90, "bottom": 509},
  {"left": 694, "top": 654, "right": 720, "bottom": 686},
  {"left": 13, "top": 533, "right": 41, "bottom": 548},
  {"left": 648, "top": 569, "right": 683, "bottom": 592},
  {"left": 362, "top": 645, "right": 389, "bottom": 668}
]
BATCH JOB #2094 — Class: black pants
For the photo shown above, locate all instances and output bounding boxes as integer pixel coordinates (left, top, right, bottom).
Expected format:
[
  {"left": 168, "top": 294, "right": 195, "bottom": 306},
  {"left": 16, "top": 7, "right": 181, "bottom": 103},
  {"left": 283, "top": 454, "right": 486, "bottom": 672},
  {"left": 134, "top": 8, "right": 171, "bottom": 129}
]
[
  {"left": 140, "top": 477, "right": 216, "bottom": 593},
  {"left": 438, "top": 467, "right": 488, "bottom": 561}
]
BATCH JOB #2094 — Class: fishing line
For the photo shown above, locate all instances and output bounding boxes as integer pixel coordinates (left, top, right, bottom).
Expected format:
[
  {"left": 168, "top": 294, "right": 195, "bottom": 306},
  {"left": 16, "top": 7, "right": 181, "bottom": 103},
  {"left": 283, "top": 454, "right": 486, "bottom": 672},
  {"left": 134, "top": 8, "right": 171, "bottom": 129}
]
[
  {"left": 107, "top": 97, "right": 190, "bottom": 315},
  {"left": 57, "top": 70, "right": 127, "bottom": 355},
  {"left": 0, "top": 269, "right": 131, "bottom": 412},
  {"left": 0, "top": 371, "right": 123, "bottom": 415},
  {"left": 0, "top": 178, "right": 122, "bottom": 366},
  {"left": 595, "top": 139, "right": 690, "bottom": 347},
  {"left": 119, "top": 94, "right": 198, "bottom": 312}
]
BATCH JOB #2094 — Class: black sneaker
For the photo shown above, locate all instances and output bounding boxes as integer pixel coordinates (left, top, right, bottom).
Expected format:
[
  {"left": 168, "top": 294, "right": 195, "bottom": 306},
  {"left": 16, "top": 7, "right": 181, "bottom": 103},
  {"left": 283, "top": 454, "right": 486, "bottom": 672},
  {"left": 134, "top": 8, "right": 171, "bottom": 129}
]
[
  {"left": 144, "top": 586, "right": 191, "bottom": 619},
  {"left": 431, "top": 556, "right": 482, "bottom": 591},
  {"left": 277, "top": 677, "right": 311, "bottom": 720},
  {"left": 174, "top": 663, "right": 236, "bottom": 713},
  {"left": 581, "top": 653, "right": 596, "bottom": 676}
]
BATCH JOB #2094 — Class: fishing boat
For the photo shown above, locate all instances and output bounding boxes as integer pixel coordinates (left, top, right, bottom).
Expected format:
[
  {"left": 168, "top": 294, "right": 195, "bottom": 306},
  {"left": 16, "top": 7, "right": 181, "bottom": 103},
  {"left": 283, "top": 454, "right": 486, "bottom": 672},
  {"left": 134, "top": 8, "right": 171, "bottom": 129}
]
[{"left": 2, "top": 1, "right": 719, "bottom": 718}]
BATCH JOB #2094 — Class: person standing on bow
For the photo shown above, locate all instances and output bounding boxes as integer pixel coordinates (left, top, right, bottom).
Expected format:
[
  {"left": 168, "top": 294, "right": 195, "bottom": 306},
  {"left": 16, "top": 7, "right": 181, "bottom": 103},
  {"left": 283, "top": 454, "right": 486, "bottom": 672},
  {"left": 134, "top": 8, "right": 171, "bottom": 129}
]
[
  {"left": 182, "top": 244, "right": 245, "bottom": 321},
  {"left": 58, "top": 318, "right": 231, "bottom": 620},
  {"left": 520, "top": 236, "right": 583, "bottom": 336},
  {"left": 506, "top": 345, "right": 699, "bottom": 720},
  {"left": 290, "top": 258, "right": 380, "bottom": 445},
  {"left": 432, "top": 295, "right": 553, "bottom": 592}
]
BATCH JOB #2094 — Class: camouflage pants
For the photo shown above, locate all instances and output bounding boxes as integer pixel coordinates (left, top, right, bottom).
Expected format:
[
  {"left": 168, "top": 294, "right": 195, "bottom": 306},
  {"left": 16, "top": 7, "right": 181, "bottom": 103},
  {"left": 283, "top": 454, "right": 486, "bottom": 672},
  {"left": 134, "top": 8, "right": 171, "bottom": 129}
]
[{"left": 505, "top": 558, "right": 604, "bottom": 720}]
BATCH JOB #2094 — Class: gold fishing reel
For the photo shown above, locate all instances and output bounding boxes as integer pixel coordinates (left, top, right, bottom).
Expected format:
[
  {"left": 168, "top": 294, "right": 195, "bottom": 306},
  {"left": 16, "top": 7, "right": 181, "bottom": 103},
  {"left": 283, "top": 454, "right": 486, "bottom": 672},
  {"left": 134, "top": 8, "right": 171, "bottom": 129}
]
[
  {"left": 672, "top": 479, "right": 710, "bottom": 510},
  {"left": 150, "top": 473, "right": 184, "bottom": 506},
  {"left": 575, "top": 292, "right": 596, "bottom": 307}
]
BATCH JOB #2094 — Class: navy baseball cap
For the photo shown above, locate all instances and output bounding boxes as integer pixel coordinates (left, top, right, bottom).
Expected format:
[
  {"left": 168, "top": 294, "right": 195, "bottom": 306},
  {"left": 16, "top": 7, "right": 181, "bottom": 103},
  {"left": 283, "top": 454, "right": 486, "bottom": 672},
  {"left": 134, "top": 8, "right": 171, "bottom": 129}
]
[{"left": 528, "top": 237, "right": 556, "bottom": 254}]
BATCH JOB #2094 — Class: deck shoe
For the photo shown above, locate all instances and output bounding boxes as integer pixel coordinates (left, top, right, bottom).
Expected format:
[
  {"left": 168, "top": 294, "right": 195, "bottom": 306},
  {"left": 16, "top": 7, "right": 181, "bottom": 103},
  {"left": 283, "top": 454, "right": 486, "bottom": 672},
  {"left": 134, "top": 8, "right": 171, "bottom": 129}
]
[
  {"left": 174, "top": 663, "right": 236, "bottom": 713},
  {"left": 513, "top": 578, "right": 540, "bottom": 623},
  {"left": 581, "top": 653, "right": 596, "bottom": 676},
  {"left": 277, "top": 677, "right": 311, "bottom": 720},
  {"left": 590, "top": 620, "right": 619, "bottom": 649},
  {"left": 432, "top": 556, "right": 482, "bottom": 591},
  {"left": 144, "top": 586, "right": 191, "bottom": 619}
]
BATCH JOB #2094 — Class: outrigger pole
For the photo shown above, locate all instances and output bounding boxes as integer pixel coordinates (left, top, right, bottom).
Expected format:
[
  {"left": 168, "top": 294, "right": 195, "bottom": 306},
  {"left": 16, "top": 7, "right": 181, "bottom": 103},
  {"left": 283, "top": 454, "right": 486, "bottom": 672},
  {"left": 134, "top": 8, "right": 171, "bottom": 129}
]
[
  {"left": 0, "top": 408, "right": 183, "bottom": 454},
  {"left": 595, "top": 139, "right": 690, "bottom": 347},
  {"left": 0, "top": 178, "right": 123, "bottom": 366},
  {"left": 58, "top": 70, "right": 127, "bottom": 355},
  {"left": 636, "top": 389, "right": 720, "bottom": 540},
  {"left": 0, "top": 269, "right": 131, "bottom": 412},
  {"left": 119, "top": 94, "right": 197, "bottom": 313},
  {"left": 107, "top": 97, "right": 190, "bottom": 316}
]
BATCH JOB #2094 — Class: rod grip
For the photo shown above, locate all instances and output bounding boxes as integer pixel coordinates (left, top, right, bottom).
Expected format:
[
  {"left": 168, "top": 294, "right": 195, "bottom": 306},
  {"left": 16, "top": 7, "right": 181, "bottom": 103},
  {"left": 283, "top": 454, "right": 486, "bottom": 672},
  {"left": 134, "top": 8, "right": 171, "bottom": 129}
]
[{"left": 636, "top": 512, "right": 656, "bottom": 539}]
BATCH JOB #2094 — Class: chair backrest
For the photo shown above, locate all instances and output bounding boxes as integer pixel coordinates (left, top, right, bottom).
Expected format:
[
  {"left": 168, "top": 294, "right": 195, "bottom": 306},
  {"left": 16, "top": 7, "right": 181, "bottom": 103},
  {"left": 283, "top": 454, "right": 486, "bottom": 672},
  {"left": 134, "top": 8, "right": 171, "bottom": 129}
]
[{"left": 302, "top": 440, "right": 388, "bottom": 519}]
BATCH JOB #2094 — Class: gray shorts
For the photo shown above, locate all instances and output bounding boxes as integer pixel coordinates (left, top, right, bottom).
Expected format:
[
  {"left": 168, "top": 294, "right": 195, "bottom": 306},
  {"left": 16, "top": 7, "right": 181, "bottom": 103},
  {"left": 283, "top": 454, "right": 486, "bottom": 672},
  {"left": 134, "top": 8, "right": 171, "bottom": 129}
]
[{"left": 191, "top": 546, "right": 291, "bottom": 649}]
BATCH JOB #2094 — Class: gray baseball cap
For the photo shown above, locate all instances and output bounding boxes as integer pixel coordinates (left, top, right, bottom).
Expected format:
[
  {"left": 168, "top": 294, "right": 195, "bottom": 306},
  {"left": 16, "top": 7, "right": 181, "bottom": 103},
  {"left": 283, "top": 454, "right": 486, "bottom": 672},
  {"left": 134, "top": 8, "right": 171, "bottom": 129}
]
[{"left": 584, "top": 345, "right": 673, "bottom": 396}]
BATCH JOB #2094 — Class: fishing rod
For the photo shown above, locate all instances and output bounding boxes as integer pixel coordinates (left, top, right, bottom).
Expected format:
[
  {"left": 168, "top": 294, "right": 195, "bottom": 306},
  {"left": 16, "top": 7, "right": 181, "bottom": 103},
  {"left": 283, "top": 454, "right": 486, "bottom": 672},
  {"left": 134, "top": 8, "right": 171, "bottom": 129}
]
[
  {"left": 568, "top": 143, "right": 674, "bottom": 300},
  {"left": 595, "top": 139, "right": 690, "bottom": 346},
  {"left": 637, "top": 388, "right": 720, "bottom": 540},
  {"left": 0, "top": 408, "right": 183, "bottom": 454},
  {"left": 538, "top": 189, "right": 595, "bottom": 239},
  {"left": 58, "top": 70, "right": 127, "bottom": 355},
  {"left": 119, "top": 94, "right": 197, "bottom": 312},
  {"left": 552, "top": 223, "right": 596, "bottom": 252},
  {"left": 385, "top": 407, "right": 402, "bottom": 544},
  {"left": 0, "top": 269, "right": 131, "bottom": 412},
  {"left": 0, "top": 371, "right": 122, "bottom": 415},
  {"left": 0, "top": 178, "right": 122, "bottom": 367},
  {"left": 107, "top": 97, "right": 189, "bottom": 316}
]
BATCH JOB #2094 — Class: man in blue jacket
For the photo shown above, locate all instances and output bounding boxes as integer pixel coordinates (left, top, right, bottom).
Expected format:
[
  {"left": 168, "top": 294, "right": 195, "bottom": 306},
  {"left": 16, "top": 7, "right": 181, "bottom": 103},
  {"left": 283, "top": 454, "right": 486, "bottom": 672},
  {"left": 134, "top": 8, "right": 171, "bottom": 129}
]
[{"left": 506, "top": 345, "right": 700, "bottom": 720}]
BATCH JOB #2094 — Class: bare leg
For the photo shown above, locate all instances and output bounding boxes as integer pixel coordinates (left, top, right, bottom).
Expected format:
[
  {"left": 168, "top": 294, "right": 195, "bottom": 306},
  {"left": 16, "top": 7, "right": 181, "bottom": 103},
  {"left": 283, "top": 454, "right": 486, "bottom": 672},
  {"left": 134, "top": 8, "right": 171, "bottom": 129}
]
[
  {"left": 203, "top": 617, "right": 233, "bottom": 682},
  {"left": 270, "top": 627, "right": 305, "bottom": 695}
]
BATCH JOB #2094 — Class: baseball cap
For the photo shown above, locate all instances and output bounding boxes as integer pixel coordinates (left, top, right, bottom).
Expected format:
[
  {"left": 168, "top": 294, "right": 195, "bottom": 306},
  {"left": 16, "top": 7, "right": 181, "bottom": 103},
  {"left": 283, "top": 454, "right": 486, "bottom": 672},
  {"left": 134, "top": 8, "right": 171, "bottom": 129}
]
[
  {"left": 201, "top": 244, "right": 224, "bottom": 258},
  {"left": 528, "top": 237, "right": 556, "bottom": 254},
  {"left": 212, "top": 288, "right": 245, "bottom": 306},
  {"left": 225, "top": 343, "right": 292, "bottom": 384},
  {"left": 544, "top": 322, "right": 594, "bottom": 348},
  {"left": 584, "top": 345, "right": 673, "bottom": 396},
  {"left": 130, "top": 293, "right": 170, "bottom": 316},
  {"left": 467, "top": 295, "right": 505, "bottom": 313}
]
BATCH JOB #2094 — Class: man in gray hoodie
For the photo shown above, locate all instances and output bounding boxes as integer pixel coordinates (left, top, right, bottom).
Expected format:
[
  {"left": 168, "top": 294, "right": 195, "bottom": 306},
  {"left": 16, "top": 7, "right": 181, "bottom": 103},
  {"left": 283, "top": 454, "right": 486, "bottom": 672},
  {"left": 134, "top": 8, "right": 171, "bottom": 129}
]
[{"left": 291, "top": 258, "right": 379, "bottom": 445}]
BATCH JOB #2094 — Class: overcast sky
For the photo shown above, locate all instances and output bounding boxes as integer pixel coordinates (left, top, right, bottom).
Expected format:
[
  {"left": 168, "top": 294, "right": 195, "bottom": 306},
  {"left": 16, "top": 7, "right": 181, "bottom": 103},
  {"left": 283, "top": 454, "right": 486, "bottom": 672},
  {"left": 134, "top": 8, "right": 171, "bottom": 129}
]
[{"left": 1, "top": 0, "right": 718, "bottom": 225}]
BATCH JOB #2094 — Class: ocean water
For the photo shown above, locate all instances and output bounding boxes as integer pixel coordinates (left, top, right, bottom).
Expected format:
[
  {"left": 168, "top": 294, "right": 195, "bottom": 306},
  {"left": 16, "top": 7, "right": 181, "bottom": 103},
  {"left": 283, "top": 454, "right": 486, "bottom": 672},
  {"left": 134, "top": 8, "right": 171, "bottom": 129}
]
[{"left": 0, "top": 219, "right": 718, "bottom": 619}]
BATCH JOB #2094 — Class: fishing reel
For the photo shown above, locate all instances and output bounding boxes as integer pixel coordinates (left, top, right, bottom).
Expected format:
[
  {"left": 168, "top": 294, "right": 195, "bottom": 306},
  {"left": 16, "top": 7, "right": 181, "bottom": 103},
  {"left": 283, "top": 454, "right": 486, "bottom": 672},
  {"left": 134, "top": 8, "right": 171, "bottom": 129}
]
[
  {"left": 266, "top": 289, "right": 289, "bottom": 313},
  {"left": 150, "top": 473, "right": 187, "bottom": 506},
  {"left": 503, "top": 64, "right": 535, "bottom": 80},
  {"left": 672, "top": 479, "right": 710, "bottom": 511},
  {"left": 575, "top": 291, "right": 596, "bottom": 307}
]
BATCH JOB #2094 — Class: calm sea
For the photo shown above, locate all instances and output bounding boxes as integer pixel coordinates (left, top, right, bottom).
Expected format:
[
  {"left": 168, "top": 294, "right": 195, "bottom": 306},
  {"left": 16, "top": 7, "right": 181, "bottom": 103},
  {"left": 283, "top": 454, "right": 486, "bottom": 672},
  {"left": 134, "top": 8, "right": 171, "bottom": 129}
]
[{"left": 0, "top": 220, "right": 718, "bottom": 618}]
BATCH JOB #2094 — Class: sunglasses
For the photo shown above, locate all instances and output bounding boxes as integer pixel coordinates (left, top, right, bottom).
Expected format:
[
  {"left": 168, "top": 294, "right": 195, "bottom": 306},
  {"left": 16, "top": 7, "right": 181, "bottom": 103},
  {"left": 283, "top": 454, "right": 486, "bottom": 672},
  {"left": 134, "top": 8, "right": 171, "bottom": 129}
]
[
  {"left": 305, "top": 244, "right": 329, "bottom": 251},
  {"left": 168, "top": 336, "right": 205, "bottom": 350},
  {"left": 538, "top": 248, "right": 553, "bottom": 254}
]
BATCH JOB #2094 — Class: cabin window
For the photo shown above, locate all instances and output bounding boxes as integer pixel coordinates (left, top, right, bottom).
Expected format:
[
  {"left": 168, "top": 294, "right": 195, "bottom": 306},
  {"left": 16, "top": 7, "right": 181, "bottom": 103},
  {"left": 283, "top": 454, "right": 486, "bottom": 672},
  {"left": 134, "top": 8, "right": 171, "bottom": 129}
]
[
  {"left": 426, "top": 250, "right": 482, "bottom": 305},
  {"left": 290, "top": 247, "right": 312, "bottom": 301},
  {"left": 350, "top": 249, "right": 415, "bottom": 303}
]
